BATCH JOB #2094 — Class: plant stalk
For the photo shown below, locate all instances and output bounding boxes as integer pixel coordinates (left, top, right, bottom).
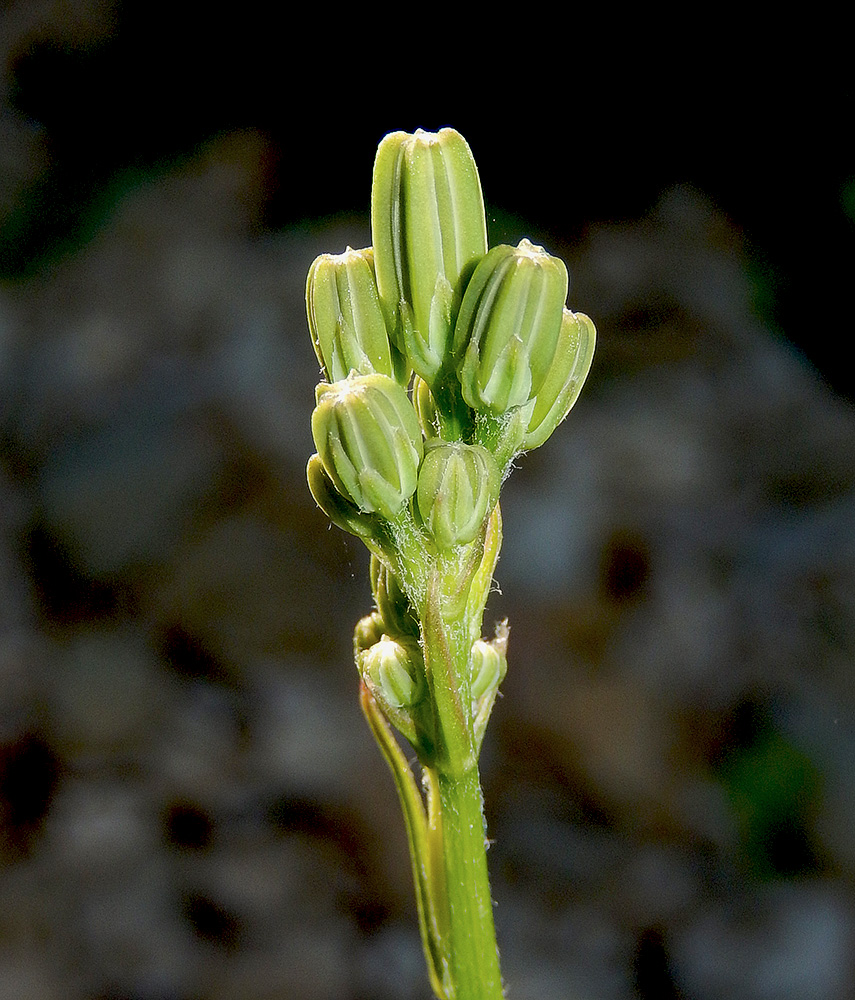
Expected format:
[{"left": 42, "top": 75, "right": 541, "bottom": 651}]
[
  {"left": 432, "top": 762, "right": 503, "bottom": 999},
  {"left": 416, "top": 571, "right": 504, "bottom": 999}
]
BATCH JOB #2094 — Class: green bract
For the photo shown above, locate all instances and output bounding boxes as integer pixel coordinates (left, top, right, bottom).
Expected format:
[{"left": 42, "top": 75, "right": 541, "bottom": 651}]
[
  {"left": 312, "top": 374, "right": 423, "bottom": 520},
  {"left": 306, "top": 246, "right": 399, "bottom": 383},
  {"left": 523, "top": 309, "right": 597, "bottom": 450},
  {"left": 370, "top": 555, "right": 420, "bottom": 638},
  {"left": 455, "top": 239, "right": 568, "bottom": 414},
  {"left": 412, "top": 376, "right": 440, "bottom": 439},
  {"left": 416, "top": 440, "right": 500, "bottom": 549},
  {"left": 371, "top": 127, "right": 488, "bottom": 385}
]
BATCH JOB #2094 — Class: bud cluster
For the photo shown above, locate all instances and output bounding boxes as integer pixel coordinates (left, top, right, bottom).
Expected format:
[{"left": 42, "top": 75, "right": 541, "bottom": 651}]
[
  {"left": 306, "top": 127, "right": 595, "bottom": 758},
  {"left": 308, "top": 128, "right": 594, "bottom": 546}
]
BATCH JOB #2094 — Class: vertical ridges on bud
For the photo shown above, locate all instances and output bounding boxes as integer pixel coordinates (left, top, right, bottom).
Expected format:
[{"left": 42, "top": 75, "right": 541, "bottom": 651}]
[
  {"left": 470, "top": 639, "right": 504, "bottom": 703},
  {"left": 455, "top": 240, "right": 568, "bottom": 414},
  {"left": 415, "top": 441, "right": 500, "bottom": 549},
  {"left": 307, "top": 246, "right": 400, "bottom": 383},
  {"left": 371, "top": 128, "right": 488, "bottom": 384},
  {"left": 361, "top": 635, "right": 424, "bottom": 710},
  {"left": 312, "top": 374, "right": 423, "bottom": 521},
  {"left": 471, "top": 622, "right": 509, "bottom": 750},
  {"left": 523, "top": 310, "right": 597, "bottom": 450}
]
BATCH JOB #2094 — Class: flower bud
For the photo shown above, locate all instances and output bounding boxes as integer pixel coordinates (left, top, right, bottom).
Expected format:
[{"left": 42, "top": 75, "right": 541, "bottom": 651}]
[
  {"left": 416, "top": 440, "right": 499, "bottom": 549},
  {"left": 362, "top": 635, "right": 424, "bottom": 709},
  {"left": 371, "top": 128, "right": 487, "bottom": 384},
  {"left": 523, "top": 309, "right": 596, "bottom": 450},
  {"left": 306, "top": 246, "right": 399, "bottom": 383},
  {"left": 470, "top": 639, "right": 505, "bottom": 702},
  {"left": 312, "top": 374, "right": 423, "bottom": 521},
  {"left": 471, "top": 626, "right": 509, "bottom": 751},
  {"left": 354, "top": 611, "right": 385, "bottom": 655},
  {"left": 455, "top": 240, "right": 568, "bottom": 414}
]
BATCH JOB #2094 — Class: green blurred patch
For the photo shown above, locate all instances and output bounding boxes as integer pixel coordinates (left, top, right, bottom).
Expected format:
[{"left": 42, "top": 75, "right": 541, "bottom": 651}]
[
  {"left": 715, "top": 709, "right": 824, "bottom": 881},
  {"left": 841, "top": 176, "right": 855, "bottom": 225}
]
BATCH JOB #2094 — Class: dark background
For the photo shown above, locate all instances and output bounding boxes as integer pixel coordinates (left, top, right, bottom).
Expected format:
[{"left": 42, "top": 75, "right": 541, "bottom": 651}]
[{"left": 4, "top": 5, "right": 854, "bottom": 402}]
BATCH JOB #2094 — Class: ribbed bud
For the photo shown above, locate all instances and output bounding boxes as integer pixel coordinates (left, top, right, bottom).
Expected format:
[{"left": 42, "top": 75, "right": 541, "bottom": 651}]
[
  {"left": 307, "top": 247, "right": 398, "bottom": 383},
  {"left": 523, "top": 310, "right": 597, "bottom": 450},
  {"left": 362, "top": 636, "right": 424, "bottom": 709},
  {"left": 416, "top": 440, "right": 499, "bottom": 549},
  {"left": 455, "top": 239, "right": 568, "bottom": 414},
  {"left": 371, "top": 127, "right": 487, "bottom": 384},
  {"left": 471, "top": 625, "right": 509, "bottom": 751},
  {"left": 470, "top": 639, "right": 505, "bottom": 702},
  {"left": 312, "top": 374, "right": 423, "bottom": 521}
]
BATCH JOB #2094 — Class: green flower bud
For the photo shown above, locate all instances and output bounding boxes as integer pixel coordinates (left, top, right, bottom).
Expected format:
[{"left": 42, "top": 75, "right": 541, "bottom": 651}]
[
  {"left": 470, "top": 639, "right": 505, "bottom": 702},
  {"left": 523, "top": 309, "right": 596, "bottom": 450},
  {"left": 362, "top": 635, "right": 424, "bottom": 709},
  {"left": 416, "top": 440, "right": 499, "bottom": 549},
  {"left": 370, "top": 555, "right": 420, "bottom": 638},
  {"left": 312, "top": 374, "right": 423, "bottom": 521},
  {"left": 306, "top": 246, "right": 399, "bottom": 383},
  {"left": 354, "top": 611, "right": 385, "bottom": 656},
  {"left": 471, "top": 624, "right": 509, "bottom": 751},
  {"left": 455, "top": 239, "right": 569, "bottom": 414},
  {"left": 372, "top": 127, "right": 488, "bottom": 384}
]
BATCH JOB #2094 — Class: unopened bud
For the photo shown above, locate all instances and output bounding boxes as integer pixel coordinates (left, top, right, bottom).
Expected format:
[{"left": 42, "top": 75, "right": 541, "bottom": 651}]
[
  {"left": 354, "top": 611, "right": 385, "bottom": 655},
  {"left": 312, "top": 374, "right": 423, "bottom": 521},
  {"left": 523, "top": 309, "right": 596, "bottom": 450},
  {"left": 416, "top": 440, "right": 499, "bottom": 549},
  {"left": 371, "top": 128, "right": 487, "bottom": 383},
  {"left": 307, "top": 247, "right": 402, "bottom": 384},
  {"left": 362, "top": 636, "right": 423, "bottom": 709},
  {"left": 470, "top": 639, "right": 505, "bottom": 702},
  {"left": 455, "top": 240, "right": 568, "bottom": 414}
]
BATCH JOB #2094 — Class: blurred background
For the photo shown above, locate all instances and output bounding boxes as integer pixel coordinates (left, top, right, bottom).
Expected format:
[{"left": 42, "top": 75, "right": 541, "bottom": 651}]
[{"left": 1, "top": 4, "right": 854, "bottom": 998}]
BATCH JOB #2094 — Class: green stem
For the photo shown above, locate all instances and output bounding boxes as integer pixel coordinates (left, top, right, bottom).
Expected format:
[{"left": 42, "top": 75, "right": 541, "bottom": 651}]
[
  {"left": 419, "top": 573, "right": 504, "bottom": 999},
  {"left": 432, "top": 762, "right": 504, "bottom": 1000}
]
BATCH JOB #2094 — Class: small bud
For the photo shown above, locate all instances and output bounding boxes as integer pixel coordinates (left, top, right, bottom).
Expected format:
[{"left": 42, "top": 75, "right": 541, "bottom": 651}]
[
  {"left": 470, "top": 639, "right": 505, "bottom": 702},
  {"left": 372, "top": 128, "right": 487, "bottom": 384},
  {"left": 312, "top": 374, "right": 423, "bottom": 521},
  {"left": 307, "top": 247, "right": 399, "bottom": 383},
  {"left": 455, "top": 240, "right": 568, "bottom": 414},
  {"left": 523, "top": 310, "right": 596, "bottom": 450},
  {"left": 416, "top": 440, "right": 499, "bottom": 549},
  {"left": 354, "top": 611, "right": 385, "bottom": 656},
  {"left": 362, "top": 635, "right": 423, "bottom": 709}
]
